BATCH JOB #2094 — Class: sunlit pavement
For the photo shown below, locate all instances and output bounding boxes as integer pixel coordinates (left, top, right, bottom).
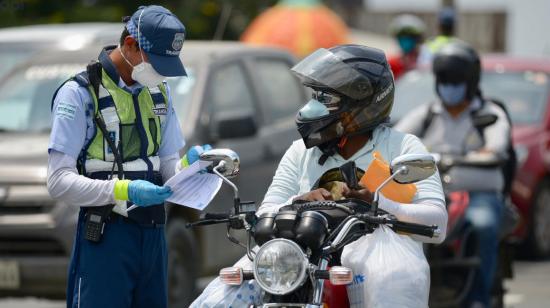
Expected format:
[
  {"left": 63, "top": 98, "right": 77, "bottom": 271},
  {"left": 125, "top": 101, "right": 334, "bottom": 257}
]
[{"left": 0, "top": 260, "right": 549, "bottom": 307}]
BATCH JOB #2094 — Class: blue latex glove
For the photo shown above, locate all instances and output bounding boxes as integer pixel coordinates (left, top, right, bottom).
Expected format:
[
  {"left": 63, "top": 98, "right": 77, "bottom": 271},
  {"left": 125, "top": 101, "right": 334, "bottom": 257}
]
[
  {"left": 181, "top": 144, "right": 212, "bottom": 167},
  {"left": 128, "top": 180, "right": 172, "bottom": 207}
]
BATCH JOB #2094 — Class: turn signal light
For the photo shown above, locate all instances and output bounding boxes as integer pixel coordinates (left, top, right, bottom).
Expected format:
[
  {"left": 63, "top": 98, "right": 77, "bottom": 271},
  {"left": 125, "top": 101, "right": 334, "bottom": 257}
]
[
  {"left": 329, "top": 266, "right": 353, "bottom": 285},
  {"left": 219, "top": 267, "right": 243, "bottom": 285}
]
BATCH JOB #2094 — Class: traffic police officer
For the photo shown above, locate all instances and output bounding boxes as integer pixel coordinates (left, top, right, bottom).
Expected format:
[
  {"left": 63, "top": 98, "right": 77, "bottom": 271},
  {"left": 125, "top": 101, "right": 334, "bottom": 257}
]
[
  {"left": 47, "top": 5, "right": 207, "bottom": 308},
  {"left": 417, "top": 6, "right": 458, "bottom": 65}
]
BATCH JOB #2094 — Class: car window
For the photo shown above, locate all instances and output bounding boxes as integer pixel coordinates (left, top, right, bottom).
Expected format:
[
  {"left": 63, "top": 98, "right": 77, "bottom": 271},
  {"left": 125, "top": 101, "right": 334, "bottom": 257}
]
[
  {"left": 255, "top": 59, "right": 303, "bottom": 121},
  {"left": 209, "top": 63, "right": 255, "bottom": 117},
  {"left": 482, "top": 71, "right": 549, "bottom": 125},
  {"left": 392, "top": 70, "right": 437, "bottom": 123},
  {"left": 166, "top": 66, "right": 196, "bottom": 123},
  {"left": 0, "top": 63, "right": 83, "bottom": 132}
]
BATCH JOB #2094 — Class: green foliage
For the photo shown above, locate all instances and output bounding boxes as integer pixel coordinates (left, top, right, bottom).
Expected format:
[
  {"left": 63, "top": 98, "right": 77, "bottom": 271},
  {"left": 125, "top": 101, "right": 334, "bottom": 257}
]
[{"left": 0, "top": 0, "right": 286, "bottom": 40}]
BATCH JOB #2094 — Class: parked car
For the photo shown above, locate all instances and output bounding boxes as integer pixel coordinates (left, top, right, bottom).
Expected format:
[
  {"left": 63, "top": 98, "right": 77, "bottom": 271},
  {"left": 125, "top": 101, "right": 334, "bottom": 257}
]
[
  {"left": 0, "top": 23, "right": 121, "bottom": 79},
  {"left": 0, "top": 41, "right": 305, "bottom": 306},
  {"left": 391, "top": 55, "right": 550, "bottom": 258}
]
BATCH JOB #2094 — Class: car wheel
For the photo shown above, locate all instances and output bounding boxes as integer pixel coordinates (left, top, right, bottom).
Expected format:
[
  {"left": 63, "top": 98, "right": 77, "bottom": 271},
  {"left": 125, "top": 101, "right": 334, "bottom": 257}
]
[
  {"left": 167, "top": 217, "right": 199, "bottom": 307},
  {"left": 526, "top": 179, "right": 550, "bottom": 259}
]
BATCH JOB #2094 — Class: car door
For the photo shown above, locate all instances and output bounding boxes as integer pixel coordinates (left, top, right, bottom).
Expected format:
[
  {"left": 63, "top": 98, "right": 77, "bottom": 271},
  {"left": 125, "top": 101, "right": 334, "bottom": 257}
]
[{"left": 198, "top": 57, "right": 268, "bottom": 271}]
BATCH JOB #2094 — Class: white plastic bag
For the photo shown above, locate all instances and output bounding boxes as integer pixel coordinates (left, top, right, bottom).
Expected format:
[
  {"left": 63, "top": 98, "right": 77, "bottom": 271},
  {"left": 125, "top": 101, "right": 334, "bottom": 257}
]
[
  {"left": 190, "top": 254, "right": 262, "bottom": 308},
  {"left": 341, "top": 225, "right": 430, "bottom": 308}
]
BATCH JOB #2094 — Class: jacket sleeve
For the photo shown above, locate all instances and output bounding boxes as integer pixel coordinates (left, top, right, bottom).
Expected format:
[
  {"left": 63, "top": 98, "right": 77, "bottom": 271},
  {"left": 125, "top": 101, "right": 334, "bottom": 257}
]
[
  {"left": 257, "top": 141, "right": 303, "bottom": 216},
  {"left": 47, "top": 150, "right": 117, "bottom": 207},
  {"left": 378, "top": 132, "right": 448, "bottom": 244}
]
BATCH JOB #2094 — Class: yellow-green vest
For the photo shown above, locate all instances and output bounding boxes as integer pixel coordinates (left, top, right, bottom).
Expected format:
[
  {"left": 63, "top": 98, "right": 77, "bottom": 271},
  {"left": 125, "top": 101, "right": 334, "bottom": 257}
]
[{"left": 81, "top": 68, "right": 168, "bottom": 178}]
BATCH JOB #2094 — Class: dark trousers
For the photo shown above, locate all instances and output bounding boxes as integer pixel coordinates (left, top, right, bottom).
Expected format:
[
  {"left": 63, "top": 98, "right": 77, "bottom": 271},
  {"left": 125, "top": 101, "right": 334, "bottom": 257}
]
[
  {"left": 66, "top": 210, "right": 167, "bottom": 308},
  {"left": 465, "top": 191, "right": 503, "bottom": 307}
]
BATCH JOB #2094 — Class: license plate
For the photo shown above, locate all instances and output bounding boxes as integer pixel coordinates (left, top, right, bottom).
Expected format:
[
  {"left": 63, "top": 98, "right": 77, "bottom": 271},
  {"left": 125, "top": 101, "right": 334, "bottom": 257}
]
[{"left": 0, "top": 260, "right": 20, "bottom": 289}]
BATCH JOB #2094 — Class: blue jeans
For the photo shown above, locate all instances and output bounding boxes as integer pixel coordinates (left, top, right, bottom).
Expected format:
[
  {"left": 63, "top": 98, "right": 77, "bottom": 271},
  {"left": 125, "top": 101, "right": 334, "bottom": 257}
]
[
  {"left": 66, "top": 210, "right": 168, "bottom": 308},
  {"left": 465, "top": 192, "right": 503, "bottom": 307}
]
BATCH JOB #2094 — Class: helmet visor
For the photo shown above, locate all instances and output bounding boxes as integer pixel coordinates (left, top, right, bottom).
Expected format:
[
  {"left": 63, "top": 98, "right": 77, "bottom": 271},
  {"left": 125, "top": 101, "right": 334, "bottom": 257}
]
[{"left": 291, "top": 48, "right": 377, "bottom": 100}]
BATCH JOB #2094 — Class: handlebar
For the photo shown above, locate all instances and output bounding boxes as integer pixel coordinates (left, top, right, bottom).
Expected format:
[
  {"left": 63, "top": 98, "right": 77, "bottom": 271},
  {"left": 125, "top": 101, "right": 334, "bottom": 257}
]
[
  {"left": 189, "top": 200, "right": 440, "bottom": 239},
  {"left": 356, "top": 214, "right": 439, "bottom": 238}
]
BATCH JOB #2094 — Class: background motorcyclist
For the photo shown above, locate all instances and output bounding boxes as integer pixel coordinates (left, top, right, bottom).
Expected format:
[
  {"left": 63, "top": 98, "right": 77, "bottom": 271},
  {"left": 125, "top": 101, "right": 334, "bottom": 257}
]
[
  {"left": 418, "top": 6, "right": 458, "bottom": 66},
  {"left": 387, "top": 14, "right": 426, "bottom": 79},
  {"left": 396, "top": 41, "right": 511, "bottom": 308},
  {"left": 191, "top": 44, "right": 448, "bottom": 307}
]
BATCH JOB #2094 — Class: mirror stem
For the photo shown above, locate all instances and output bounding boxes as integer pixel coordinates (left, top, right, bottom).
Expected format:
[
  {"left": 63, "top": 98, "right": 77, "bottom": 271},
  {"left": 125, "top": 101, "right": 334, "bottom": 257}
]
[
  {"left": 372, "top": 166, "right": 407, "bottom": 215},
  {"left": 213, "top": 161, "right": 240, "bottom": 213}
]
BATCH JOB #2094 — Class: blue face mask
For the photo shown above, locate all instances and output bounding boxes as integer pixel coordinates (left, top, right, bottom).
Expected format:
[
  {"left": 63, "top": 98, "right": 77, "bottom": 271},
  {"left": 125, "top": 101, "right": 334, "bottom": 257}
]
[
  {"left": 438, "top": 83, "right": 467, "bottom": 106},
  {"left": 397, "top": 36, "right": 417, "bottom": 54},
  {"left": 298, "top": 99, "right": 329, "bottom": 120}
]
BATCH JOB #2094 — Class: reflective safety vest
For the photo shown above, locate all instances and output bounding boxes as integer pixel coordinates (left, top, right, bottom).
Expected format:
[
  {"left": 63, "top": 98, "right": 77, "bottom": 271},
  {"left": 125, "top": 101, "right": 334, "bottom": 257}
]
[
  {"left": 426, "top": 35, "right": 453, "bottom": 54},
  {"left": 54, "top": 51, "right": 170, "bottom": 225},
  {"left": 81, "top": 66, "right": 168, "bottom": 181}
]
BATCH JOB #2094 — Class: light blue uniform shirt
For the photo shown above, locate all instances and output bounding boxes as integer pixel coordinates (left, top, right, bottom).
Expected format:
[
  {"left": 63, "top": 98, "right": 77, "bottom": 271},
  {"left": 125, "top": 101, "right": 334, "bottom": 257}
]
[{"left": 49, "top": 78, "right": 185, "bottom": 160}]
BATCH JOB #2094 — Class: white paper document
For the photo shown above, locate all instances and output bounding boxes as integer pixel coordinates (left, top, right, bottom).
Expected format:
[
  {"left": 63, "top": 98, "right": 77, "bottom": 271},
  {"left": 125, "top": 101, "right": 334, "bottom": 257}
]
[
  {"left": 127, "top": 160, "right": 222, "bottom": 212},
  {"left": 164, "top": 160, "right": 222, "bottom": 210}
]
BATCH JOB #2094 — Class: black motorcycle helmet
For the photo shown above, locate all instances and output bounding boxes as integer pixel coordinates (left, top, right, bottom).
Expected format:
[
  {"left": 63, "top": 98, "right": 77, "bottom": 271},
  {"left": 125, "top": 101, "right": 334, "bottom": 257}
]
[
  {"left": 291, "top": 44, "right": 395, "bottom": 158},
  {"left": 432, "top": 41, "right": 480, "bottom": 101}
]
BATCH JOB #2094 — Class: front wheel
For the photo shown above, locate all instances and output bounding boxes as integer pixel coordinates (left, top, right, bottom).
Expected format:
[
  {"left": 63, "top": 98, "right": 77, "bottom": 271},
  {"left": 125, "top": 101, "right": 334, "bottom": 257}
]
[
  {"left": 167, "top": 217, "right": 199, "bottom": 307},
  {"left": 525, "top": 179, "right": 550, "bottom": 258}
]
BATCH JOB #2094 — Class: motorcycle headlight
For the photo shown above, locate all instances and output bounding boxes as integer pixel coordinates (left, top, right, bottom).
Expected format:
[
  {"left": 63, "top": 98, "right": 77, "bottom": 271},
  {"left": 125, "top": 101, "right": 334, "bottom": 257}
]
[{"left": 253, "top": 238, "right": 308, "bottom": 295}]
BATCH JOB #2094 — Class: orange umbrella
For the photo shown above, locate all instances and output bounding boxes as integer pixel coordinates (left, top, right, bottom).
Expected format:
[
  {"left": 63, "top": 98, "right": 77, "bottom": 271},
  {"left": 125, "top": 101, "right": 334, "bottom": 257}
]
[{"left": 241, "top": 0, "right": 349, "bottom": 58}]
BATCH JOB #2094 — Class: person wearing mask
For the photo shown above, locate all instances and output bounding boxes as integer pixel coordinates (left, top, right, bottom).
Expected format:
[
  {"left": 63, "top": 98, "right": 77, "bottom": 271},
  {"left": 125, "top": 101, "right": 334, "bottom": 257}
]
[
  {"left": 418, "top": 6, "right": 457, "bottom": 65},
  {"left": 47, "top": 5, "right": 209, "bottom": 308},
  {"left": 387, "top": 14, "right": 426, "bottom": 79},
  {"left": 191, "top": 44, "right": 448, "bottom": 307},
  {"left": 396, "top": 41, "right": 511, "bottom": 308}
]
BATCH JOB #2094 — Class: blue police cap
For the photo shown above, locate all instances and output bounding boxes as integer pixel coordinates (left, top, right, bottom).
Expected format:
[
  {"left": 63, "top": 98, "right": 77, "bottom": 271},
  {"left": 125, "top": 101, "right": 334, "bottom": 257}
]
[
  {"left": 126, "top": 5, "right": 187, "bottom": 77},
  {"left": 438, "top": 7, "right": 456, "bottom": 27}
]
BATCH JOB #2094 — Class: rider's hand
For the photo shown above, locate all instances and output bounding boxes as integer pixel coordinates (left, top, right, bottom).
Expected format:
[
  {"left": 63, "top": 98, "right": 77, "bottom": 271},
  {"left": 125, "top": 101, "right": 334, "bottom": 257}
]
[
  {"left": 114, "top": 179, "right": 172, "bottom": 207},
  {"left": 293, "top": 188, "right": 335, "bottom": 202},
  {"left": 180, "top": 144, "right": 212, "bottom": 168},
  {"left": 343, "top": 187, "right": 375, "bottom": 203}
]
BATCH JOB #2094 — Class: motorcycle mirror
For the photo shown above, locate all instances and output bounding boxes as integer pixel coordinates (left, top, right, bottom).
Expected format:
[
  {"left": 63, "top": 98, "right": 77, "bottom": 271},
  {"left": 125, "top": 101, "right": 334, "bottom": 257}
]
[
  {"left": 390, "top": 154, "right": 436, "bottom": 184},
  {"left": 199, "top": 148, "right": 240, "bottom": 179}
]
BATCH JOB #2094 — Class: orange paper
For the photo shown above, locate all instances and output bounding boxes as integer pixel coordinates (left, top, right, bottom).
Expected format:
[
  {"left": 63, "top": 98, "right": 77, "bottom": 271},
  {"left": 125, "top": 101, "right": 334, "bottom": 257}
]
[{"left": 360, "top": 151, "right": 417, "bottom": 203}]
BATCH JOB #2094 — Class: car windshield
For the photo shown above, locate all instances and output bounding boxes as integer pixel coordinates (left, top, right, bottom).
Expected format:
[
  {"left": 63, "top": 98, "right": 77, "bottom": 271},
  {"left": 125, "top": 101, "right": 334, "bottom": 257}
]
[
  {"left": 392, "top": 69, "right": 550, "bottom": 125},
  {"left": 0, "top": 44, "right": 41, "bottom": 78},
  {"left": 0, "top": 63, "right": 196, "bottom": 133}
]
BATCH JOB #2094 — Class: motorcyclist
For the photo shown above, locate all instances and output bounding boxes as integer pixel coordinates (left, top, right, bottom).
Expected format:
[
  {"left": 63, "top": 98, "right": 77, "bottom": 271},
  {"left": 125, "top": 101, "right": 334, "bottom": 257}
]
[
  {"left": 191, "top": 44, "right": 448, "bottom": 307},
  {"left": 387, "top": 14, "right": 426, "bottom": 79},
  {"left": 396, "top": 41, "right": 511, "bottom": 308}
]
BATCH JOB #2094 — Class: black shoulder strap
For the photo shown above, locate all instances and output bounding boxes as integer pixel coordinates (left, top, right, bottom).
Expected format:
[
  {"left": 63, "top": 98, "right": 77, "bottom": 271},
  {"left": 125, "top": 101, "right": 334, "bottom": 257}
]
[
  {"left": 477, "top": 97, "right": 517, "bottom": 194},
  {"left": 86, "top": 60, "right": 102, "bottom": 103},
  {"left": 418, "top": 102, "right": 436, "bottom": 139}
]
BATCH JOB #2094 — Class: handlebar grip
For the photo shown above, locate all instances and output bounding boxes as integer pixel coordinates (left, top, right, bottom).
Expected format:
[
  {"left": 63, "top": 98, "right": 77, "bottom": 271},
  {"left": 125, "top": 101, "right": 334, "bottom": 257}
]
[{"left": 391, "top": 221, "right": 438, "bottom": 238}]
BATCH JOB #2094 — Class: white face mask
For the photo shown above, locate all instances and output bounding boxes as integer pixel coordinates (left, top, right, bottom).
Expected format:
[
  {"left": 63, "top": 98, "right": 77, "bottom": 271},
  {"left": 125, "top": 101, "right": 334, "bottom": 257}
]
[{"left": 121, "top": 9, "right": 165, "bottom": 88}]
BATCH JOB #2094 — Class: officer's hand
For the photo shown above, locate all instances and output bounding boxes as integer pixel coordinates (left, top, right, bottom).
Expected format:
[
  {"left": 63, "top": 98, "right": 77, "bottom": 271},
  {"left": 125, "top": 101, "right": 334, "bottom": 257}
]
[
  {"left": 180, "top": 144, "right": 212, "bottom": 168},
  {"left": 122, "top": 180, "right": 172, "bottom": 207},
  {"left": 293, "top": 188, "right": 334, "bottom": 202}
]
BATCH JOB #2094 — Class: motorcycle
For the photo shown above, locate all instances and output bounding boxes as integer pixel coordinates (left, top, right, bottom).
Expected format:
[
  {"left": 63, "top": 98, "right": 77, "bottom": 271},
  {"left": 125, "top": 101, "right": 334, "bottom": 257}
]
[
  {"left": 189, "top": 149, "right": 442, "bottom": 307},
  {"left": 427, "top": 152, "right": 518, "bottom": 308}
]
